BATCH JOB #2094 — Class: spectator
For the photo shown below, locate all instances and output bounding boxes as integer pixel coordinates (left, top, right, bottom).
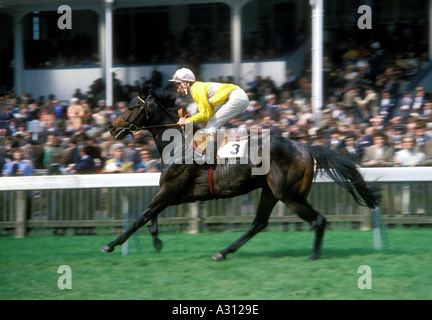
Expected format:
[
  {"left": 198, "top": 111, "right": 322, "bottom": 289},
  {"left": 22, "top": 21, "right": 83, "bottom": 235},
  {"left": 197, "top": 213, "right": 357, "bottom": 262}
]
[
  {"left": 102, "top": 146, "right": 134, "bottom": 173},
  {"left": 43, "top": 135, "right": 63, "bottom": 169},
  {"left": 412, "top": 89, "right": 426, "bottom": 115},
  {"left": 135, "top": 148, "right": 161, "bottom": 172},
  {"left": 378, "top": 91, "right": 396, "bottom": 122},
  {"left": 0, "top": 106, "right": 14, "bottom": 137},
  {"left": 12, "top": 124, "right": 30, "bottom": 147},
  {"left": 423, "top": 102, "right": 432, "bottom": 119},
  {"left": 39, "top": 120, "right": 62, "bottom": 143},
  {"left": 123, "top": 141, "right": 140, "bottom": 165},
  {"left": 424, "top": 137, "right": 432, "bottom": 166},
  {"left": 14, "top": 105, "right": 30, "bottom": 122},
  {"left": 47, "top": 151, "right": 67, "bottom": 175},
  {"left": 398, "top": 91, "right": 413, "bottom": 120},
  {"left": 61, "top": 137, "right": 80, "bottom": 166},
  {"left": 361, "top": 131, "right": 394, "bottom": 167},
  {"left": 414, "top": 120, "right": 428, "bottom": 153},
  {"left": 68, "top": 145, "right": 97, "bottom": 174},
  {"left": 328, "top": 129, "right": 342, "bottom": 151},
  {"left": 342, "top": 86, "right": 359, "bottom": 120},
  {"left": 2, "top": 148, "right": 33, "bottom": 176},
  {"left": 7, "top": 119, "right": 18, "bottom": 136},
  {"left": 67, "top": 98, "right": 84, "bottom": 130},
  {"left": 354, "top": 87, "right": 379, "bottom": 119},
  {"left": 27, "top": 102, "right": 40, "bottom": 121},
  {"left": 21, "top": 139, "right": 43, "bottom": 169},
  {"left": 338, "top": 132, "right": 361, "bottom": 166},
  {"left": 394, "top": 134, "right": 426, "bottom": 167},
  {"left": 52, "top": 99, "right": 64, "bottom": 120},
  {"left": 9, "top": 98, "right": 21, "bottom": 117},
  {"left": 264, "top": 94, "right": 279, "bottom": 119},
  {"left": 39, "top": 105, "right": 56, "bottom": 127}
]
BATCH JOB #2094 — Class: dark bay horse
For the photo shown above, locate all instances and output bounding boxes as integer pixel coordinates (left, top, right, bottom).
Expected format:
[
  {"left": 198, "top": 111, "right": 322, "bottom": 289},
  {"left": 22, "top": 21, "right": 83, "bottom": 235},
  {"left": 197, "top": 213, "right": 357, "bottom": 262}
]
[{"left": 101, "top": 85, "right": 380, "bottom": 260}]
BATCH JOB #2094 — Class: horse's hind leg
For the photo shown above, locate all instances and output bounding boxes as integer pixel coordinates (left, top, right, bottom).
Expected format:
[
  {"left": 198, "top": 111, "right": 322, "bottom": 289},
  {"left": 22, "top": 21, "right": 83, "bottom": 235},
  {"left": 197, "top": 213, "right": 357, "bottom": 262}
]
[
  {"left": 284, "top": 198, "right": 327, "bottom": 260},
  {"left": 150, "top": 218, "right": 163, "bottom": 252},
  {"left": 213, "top": 185, "right": 278, "bottom": 260}
]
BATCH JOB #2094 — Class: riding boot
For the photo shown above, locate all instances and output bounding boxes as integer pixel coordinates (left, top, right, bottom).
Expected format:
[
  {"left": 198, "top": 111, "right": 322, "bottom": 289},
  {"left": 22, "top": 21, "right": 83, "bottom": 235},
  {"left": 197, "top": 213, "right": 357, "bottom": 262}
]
[{"left": 204, "top": 132, "right": 217, "bottom": 165}]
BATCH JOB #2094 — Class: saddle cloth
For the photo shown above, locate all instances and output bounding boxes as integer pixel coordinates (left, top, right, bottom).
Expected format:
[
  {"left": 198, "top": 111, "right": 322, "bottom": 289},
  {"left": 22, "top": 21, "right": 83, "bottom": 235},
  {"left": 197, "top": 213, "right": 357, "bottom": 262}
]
[{"left": 193, "top": 132, "right": 249, "bottom": 159}]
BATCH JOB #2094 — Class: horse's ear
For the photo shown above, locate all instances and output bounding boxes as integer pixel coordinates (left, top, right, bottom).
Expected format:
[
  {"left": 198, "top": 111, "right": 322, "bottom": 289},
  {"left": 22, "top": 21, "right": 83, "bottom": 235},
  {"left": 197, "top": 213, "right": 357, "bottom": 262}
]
[
  {"left": 128, "top": 96, "right": 139, "bottom": 110},
  {"left": 140, "top": 83, "right": 155, "bottom": 97}
]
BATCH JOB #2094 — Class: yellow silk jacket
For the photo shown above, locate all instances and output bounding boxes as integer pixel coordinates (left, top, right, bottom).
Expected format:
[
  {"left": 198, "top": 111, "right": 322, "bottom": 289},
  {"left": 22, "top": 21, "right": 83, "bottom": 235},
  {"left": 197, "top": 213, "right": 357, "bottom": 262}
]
[{"left": 187, "top": 81, "right": 239, "bottom": 123}]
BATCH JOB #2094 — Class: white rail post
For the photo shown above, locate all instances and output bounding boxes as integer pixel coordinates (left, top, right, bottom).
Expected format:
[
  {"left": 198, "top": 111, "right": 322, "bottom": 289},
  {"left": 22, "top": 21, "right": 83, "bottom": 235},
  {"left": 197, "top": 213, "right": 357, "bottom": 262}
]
[{"left": 15, "top": 191, "right": 27, "bottom": 238}]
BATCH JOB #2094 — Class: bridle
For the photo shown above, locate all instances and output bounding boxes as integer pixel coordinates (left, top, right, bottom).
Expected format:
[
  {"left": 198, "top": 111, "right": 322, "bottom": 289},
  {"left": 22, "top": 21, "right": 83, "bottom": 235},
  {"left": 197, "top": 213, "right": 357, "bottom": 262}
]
[{"left": 114, "top": 94, "right": 179, "bottom": 139}]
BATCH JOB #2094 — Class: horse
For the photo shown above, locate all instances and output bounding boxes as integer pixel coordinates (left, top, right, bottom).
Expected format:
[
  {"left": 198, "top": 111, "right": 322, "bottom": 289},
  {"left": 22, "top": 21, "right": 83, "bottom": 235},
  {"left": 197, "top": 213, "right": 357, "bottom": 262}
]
[{"left": 101, "top": 84, "right": 380, "bottom": 260}]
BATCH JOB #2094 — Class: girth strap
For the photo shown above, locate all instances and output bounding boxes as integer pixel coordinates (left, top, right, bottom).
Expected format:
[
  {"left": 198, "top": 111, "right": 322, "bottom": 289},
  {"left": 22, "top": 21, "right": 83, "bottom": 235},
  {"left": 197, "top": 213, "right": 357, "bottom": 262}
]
[{"left": 208, "top": 166, "right": 215, "bottom": 198}]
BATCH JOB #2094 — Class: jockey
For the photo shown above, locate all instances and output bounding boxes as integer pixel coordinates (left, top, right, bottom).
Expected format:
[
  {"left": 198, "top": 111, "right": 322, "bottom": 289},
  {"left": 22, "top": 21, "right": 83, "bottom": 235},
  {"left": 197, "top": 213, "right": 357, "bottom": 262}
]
[{"left": 169, "top": 68, "right": 249, "bottom": 136}]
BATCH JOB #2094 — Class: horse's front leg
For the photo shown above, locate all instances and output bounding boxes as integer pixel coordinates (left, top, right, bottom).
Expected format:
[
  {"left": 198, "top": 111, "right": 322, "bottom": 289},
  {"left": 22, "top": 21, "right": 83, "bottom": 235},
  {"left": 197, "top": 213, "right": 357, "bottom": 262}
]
[
  {"left": 101, "top": 192, "right": 168, "bottom": 253},
  {"left": 150, "top": 217, "right": 163, "bottom": 252}
]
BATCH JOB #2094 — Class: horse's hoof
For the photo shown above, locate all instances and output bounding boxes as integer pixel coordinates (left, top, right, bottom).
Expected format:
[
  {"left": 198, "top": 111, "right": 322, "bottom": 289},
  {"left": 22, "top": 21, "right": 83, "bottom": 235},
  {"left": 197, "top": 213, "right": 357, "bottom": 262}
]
[
  {"left": 310, "top": 253, "right": 320, "bottom": 260},
  {"left": 101, "top": 245, "right": 114, "bottom": 253},
  {"left": 153, "top": 238, "right": 163, "bottom": 252},
  {"left": 212, "top": 252, "right": 226, "bottom": 261}
]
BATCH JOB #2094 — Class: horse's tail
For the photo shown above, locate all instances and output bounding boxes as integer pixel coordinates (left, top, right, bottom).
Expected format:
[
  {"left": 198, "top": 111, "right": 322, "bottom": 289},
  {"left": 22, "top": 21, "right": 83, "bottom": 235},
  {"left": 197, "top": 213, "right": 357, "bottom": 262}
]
[{"left": 307, "top": 145, "right": 381, "bottom": 209}]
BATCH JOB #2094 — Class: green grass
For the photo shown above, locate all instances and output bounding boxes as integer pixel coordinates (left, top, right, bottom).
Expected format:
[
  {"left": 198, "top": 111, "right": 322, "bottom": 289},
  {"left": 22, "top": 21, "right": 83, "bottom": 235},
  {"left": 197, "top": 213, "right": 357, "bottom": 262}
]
[{"left": 0, "top": 229, "right": 431, "bottom": 300}]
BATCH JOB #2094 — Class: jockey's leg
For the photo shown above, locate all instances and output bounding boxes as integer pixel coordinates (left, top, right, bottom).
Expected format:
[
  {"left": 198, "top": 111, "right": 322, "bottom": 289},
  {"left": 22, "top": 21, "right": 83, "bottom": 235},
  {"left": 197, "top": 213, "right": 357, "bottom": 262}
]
[{"left": 206, "top": 88, "right": 249, "bottom": 131}]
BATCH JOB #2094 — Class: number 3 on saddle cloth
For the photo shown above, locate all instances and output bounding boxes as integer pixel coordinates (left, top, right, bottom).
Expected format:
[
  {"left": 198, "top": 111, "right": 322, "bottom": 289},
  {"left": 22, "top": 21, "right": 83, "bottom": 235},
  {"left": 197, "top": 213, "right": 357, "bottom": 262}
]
[{"left": 193, "top": 132, "right": 249, "bottom": 160}]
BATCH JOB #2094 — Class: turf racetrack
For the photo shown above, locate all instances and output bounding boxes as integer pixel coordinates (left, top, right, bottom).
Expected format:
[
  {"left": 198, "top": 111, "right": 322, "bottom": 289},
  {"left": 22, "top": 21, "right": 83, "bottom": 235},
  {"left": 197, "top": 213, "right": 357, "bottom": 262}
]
[{"left": 1, "top": 229, "right": 431, "bottom": 300}]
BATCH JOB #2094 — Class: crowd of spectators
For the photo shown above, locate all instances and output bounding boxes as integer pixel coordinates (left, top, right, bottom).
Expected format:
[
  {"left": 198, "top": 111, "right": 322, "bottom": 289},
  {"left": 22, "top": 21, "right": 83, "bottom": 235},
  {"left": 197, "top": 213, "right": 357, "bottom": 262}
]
[
  {"left": 1, "top": 39, "right": 432, "bottom": 177},
  {"left": 234, "top": 39, "right": 432, "bottom": 169},
  {"left": 0, "top": 83, "right": 162, "bottom": 177}
]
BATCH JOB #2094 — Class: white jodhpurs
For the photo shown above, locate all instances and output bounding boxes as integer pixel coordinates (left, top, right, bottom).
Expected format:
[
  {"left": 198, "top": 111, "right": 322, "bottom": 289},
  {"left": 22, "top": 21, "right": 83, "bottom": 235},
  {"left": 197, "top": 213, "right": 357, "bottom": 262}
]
[{"left": 206, "top": 88, "right": 249, "bottom": 133}]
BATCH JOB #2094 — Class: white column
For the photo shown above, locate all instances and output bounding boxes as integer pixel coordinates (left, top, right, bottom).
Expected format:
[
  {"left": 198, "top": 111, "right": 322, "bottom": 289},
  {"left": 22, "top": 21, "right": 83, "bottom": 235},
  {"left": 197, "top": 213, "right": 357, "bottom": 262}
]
[
  {"left": 98, "top": 9, "right": 106, "bottom": 82},
  {"left": 104, "top": 0, "right": 114, "bottom": 107},
  {"left": 429, "top": 0, "right": 432, "bottom": 61},
  {"left": 230, "top": 4, "right": 242, "bottom": 85},
  {"left": 13, "top": 13, "right": 25, "bottom": 96},
  {"left": 310, "top": 0, "right": 324, "bottom": 125}
]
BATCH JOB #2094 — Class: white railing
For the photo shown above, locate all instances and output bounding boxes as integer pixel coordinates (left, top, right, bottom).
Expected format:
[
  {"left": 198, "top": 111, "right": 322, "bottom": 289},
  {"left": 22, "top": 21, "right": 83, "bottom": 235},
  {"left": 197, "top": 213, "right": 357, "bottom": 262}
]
[
  {"left": 1, "top": 168, "right": 431, "bottom": 239},
  {"left": 1, "top": 167, "right": 431, "bottom": 191},
  {"left": 0, "top": 172, "right": 161, "bottom": 191}
]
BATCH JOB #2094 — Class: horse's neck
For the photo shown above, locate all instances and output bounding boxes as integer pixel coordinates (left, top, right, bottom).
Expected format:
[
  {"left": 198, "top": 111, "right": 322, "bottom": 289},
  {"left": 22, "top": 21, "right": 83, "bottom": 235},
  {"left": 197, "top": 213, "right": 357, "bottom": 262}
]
[
  {"left": 149, "top": 126, "right": 187, "bottom": 156},
  {"left": 150, "top": 124, "right": 205, "bottom": 163},
  {"left": 149, "top": 128, "right": 172, "bottom": 156}
]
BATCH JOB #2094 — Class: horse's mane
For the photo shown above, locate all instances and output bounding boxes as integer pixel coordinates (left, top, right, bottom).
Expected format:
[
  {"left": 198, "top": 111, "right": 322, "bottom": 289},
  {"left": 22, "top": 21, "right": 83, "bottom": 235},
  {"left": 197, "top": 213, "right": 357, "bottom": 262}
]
[
  {"left": 139, "top": 83, "right": 204, "bottom": 135},
  {"left": 139, "top": 83, "right": 178, "bottom": 112}
]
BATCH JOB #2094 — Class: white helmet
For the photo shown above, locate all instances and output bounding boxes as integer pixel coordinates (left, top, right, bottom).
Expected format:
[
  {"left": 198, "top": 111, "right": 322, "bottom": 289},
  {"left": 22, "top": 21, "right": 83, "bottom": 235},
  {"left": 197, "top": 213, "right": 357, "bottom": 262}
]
[{"left": 169, "top": 68, "right": 196, "bottom": 83}]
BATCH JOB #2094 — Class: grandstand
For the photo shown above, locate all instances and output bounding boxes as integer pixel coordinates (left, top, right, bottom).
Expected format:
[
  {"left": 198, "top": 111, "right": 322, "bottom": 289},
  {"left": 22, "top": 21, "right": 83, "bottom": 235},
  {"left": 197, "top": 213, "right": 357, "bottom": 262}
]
[
  {"left": 1, "top": 0, "right": 431, "bottom": 237},
  {"left": 0, "top": 0, "right": 431, "bottom": 171}
]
